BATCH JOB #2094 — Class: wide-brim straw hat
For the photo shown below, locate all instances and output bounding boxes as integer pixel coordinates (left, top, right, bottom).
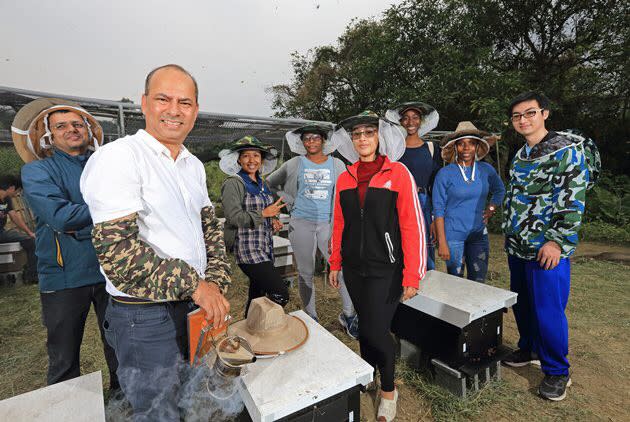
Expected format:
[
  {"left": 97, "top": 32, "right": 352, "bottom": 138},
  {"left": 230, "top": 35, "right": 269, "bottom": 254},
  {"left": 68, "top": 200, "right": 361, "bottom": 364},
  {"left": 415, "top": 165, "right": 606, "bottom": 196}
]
[
  {"left": 228, "top": 297, "right": 308, "bottom": 356},
  {"left": 285, "top": 123, "right": 336, "bottom": 155},
  {"left": 218, "top": 135, "right": 279, "bottom": 176},
  {"left": 440, "top": 121, "right": 498, "bottom": 163},
  {"left": 11, "top": 98, "right": 104, "bottom": 163},
  {"left": 385, "top": 101, "right": 440, "bottom": 137},
  {"left": 332, "top": 111, "right": 406, "bottom": 163}
]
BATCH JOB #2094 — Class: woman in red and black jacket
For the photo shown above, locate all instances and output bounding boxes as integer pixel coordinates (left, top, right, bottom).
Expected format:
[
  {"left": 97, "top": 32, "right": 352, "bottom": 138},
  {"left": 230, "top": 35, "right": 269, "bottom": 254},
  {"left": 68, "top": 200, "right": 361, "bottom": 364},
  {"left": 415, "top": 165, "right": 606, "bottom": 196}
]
[{"left": 329, "top": 111, "right": 426, "bottom": 422}]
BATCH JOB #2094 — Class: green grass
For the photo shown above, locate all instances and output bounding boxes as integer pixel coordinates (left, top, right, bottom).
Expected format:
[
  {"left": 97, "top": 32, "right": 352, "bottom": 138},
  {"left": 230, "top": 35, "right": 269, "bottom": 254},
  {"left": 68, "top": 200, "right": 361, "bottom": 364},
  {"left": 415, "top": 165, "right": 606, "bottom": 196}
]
[
  {"left": 0, "top": 147, "right": 23, "bottom": 177},
  {"left": 1, "top": 235, "right": 628, "bottom": 420},
  {"left": 204, "top": 160, "right": 228, "bottom": 205}
]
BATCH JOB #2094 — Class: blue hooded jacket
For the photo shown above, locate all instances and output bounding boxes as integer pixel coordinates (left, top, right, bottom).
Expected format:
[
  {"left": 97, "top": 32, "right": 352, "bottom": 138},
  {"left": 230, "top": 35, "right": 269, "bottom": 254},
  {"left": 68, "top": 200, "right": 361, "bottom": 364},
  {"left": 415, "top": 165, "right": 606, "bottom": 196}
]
[{"left": 21, "top": 150, "right": 104, "bottom": 292}]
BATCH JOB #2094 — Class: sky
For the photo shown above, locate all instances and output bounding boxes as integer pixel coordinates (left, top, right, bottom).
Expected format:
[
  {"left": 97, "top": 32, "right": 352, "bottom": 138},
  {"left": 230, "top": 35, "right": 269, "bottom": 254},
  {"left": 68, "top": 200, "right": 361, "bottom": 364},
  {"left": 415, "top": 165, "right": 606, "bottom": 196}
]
[{"left": 0, "top": 0, "right": 401, "bottom": 117}]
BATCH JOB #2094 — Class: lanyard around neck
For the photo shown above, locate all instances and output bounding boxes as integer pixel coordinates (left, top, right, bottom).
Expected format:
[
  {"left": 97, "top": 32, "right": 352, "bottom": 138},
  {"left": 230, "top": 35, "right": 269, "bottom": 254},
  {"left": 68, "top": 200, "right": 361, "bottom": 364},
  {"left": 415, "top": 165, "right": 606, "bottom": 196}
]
[{"left": 457, "top": 161, "right": 476, "bottom": 184}]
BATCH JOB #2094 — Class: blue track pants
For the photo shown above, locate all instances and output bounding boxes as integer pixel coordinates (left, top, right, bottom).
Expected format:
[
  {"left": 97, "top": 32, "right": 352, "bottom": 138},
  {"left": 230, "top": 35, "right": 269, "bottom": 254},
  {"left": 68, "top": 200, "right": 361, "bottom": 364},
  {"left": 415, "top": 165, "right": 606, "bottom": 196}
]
[{"left": 508, "top": 255, "right": 571, "bottom": 376}]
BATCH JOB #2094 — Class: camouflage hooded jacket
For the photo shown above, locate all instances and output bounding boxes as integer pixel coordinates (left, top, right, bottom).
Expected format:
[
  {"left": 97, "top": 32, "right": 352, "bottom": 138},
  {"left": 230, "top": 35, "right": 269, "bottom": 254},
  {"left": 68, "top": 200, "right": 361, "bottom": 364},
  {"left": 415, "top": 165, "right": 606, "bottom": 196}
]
[{"left": 503, "top": 131, "right": 589, "bottom": 260}]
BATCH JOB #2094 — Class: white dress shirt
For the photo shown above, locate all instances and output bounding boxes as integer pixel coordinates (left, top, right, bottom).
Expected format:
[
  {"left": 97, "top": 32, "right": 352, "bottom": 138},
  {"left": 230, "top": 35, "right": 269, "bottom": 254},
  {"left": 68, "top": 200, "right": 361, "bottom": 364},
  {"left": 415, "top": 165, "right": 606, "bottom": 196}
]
[{"left": 80, "top": 129, "right": 211, "bottom": 297}]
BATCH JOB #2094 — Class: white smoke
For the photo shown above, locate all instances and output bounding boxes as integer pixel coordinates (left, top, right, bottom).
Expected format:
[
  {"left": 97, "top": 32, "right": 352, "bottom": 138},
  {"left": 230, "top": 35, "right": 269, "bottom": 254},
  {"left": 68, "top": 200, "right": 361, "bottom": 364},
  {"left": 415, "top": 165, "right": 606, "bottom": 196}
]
[{"left": 105, "top": 354, "right": 245, "bottom": 421}]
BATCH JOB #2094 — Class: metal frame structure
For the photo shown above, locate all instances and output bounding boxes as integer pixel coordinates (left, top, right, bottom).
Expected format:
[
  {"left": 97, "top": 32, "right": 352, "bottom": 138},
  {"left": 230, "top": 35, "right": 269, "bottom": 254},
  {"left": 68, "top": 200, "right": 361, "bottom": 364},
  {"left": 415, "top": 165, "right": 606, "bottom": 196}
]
[
  {"left": 0, "top": 85, "right": 330, "bottom": 152},
  {"left": 1, "top": 85, "right": 501, "bottom": 170}
]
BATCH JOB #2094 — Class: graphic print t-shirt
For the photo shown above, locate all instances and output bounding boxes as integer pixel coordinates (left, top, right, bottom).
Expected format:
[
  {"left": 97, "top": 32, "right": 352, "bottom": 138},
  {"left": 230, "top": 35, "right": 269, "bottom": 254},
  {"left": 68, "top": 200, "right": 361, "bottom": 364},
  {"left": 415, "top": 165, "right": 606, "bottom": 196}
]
[{"left": 291, "top": 156, "right": 335, "bottom": 222}]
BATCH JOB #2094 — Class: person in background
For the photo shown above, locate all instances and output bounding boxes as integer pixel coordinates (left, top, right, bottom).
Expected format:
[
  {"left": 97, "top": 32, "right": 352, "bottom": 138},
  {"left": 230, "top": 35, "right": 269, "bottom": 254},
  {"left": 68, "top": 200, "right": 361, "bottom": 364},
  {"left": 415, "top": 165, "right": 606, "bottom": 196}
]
[
  {"left": 329, "top": 111, "right": 426, "bottom": 422},
  {"left": 502, "top": 91, "right": 589, "bottom": 401},
  {"left": 386, "top": 102, "right": 441, "bottom": 271},
  {"left": 0, "top": 175, "right": 37, "bottom": 283},
  {"left": 432, "top": 121, "right": 504, "bottom": 282},
  {"left": 16, "top": 99, "right": 118, "bottom": 390},
  {"left": 81, "top": 64, "right": 231, "bottom": 420},
  {"left": 220, "top": 135, "right": 289, "bottom": 316},
  {"left": 267, "top": 124, "right": 358, "bottom": 338}
]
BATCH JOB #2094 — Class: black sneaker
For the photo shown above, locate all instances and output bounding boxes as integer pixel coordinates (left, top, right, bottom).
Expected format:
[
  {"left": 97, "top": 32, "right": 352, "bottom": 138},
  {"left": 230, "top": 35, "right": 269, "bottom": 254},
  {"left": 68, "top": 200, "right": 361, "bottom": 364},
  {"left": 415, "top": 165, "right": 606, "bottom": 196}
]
[
  {"left": 502, "top": 349, "right": 541, "bottom": 367},
  {"left": 538, "top": 374, "right": 572, "bottom": 401}
]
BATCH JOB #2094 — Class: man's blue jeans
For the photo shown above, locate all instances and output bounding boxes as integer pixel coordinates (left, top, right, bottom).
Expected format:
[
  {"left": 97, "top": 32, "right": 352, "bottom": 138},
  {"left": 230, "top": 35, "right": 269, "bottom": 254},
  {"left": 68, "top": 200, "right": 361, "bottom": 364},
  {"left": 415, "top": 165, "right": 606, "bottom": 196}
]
[
  {"left": 444, "top": 230, "right": 489, "bottom": 282},
  {"left": 418, "top": 193, "right": 435, "bottom": 271},
  {"left": 508, "top": 255, "right": 571, "bottom": 376},
  {"left": 0, "top": 228, "right": 37, "bottom": 281},
  {"left": 103, "top": 299, "right": 194, "bottom": 421}
]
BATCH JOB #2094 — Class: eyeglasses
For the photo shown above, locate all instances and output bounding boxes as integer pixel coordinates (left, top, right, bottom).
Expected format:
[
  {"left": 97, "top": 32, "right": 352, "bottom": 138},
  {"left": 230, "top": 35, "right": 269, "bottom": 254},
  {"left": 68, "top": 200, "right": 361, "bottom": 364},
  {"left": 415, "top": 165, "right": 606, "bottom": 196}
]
[
  {"left": 52, "top": 122, "right": 86, "bottom": 131},
  {"left": 351, "top": 128, "right": 377, "bottom": 140},
  {"left": 302, "top": 134, "right": 323, "bottom": 143},
  {"left": 510, "top": 108, "right": 544, "bottom": 122}
]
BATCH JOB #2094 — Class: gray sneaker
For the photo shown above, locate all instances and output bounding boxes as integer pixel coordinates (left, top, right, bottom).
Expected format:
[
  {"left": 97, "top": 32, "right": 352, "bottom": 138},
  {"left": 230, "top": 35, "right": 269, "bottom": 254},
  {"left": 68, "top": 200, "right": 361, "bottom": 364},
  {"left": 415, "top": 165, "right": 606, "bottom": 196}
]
[
  {"left": 538, "top": 374, "right": 572, "bottom": 401},
  {"left": 338, "top": 312, "right": 359, "bottom": 340}
]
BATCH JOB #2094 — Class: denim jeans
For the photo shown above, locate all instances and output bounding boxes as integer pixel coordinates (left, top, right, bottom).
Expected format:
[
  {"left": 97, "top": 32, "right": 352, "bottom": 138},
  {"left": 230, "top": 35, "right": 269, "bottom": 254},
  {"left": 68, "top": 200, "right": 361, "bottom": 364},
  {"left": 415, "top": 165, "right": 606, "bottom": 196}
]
[
  {"left": 103, "top": 299, "right": 194, "bottom": 421},
  {"left": 418, "top": 193, "right": 435, "bottom": 271},
  {"left": 40, "top": 283, "right": 118, "bottom": 388},
  {"left": 0, "top": 228, "right": 37, "bottom": 281},
  {"left": 444, "top": 230, "right": 489, "bottom": 282}
]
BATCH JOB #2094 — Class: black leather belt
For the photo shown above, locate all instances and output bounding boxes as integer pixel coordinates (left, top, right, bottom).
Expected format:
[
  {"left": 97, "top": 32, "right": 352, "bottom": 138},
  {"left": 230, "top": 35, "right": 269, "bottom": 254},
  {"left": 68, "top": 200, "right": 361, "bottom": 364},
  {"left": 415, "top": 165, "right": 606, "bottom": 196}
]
[{"left": 417, "top": 186, "right": 427, "bottom": 194}]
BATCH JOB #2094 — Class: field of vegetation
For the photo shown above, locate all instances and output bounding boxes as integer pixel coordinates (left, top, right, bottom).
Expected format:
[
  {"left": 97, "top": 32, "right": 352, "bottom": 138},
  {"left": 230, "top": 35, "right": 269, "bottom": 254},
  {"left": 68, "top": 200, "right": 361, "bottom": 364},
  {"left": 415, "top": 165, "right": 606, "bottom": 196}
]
[{"left": 1, "top": 234, "right": 628, "bottom": 421}]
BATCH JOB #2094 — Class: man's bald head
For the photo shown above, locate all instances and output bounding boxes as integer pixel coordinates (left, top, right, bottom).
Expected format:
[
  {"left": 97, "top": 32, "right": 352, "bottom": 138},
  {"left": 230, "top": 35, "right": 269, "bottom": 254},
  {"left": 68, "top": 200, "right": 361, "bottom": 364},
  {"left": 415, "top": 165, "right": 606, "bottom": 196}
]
[{"left": 144, "top": 64, "right": 198, "bottom": 102}]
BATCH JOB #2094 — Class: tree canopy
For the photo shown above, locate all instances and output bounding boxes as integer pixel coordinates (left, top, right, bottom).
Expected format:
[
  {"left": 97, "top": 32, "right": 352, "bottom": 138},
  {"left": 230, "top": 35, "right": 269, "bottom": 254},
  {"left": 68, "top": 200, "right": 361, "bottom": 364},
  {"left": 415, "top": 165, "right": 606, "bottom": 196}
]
[{"left": 269, "top": 0, "right": 628, "bottom": 174}]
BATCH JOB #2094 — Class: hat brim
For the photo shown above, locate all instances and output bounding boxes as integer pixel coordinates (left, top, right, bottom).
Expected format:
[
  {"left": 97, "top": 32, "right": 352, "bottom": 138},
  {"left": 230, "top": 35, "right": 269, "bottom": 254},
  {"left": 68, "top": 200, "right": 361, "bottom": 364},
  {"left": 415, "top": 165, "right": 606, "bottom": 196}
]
[
  {"left": 285, "top": 129, "right": 336, "bottom": 155},
  {"left": 228, "top": 315, "right": 309, "bottom": 356},
  {"left": 332, "top": 119, "right": 406, "bottom": 163},
  {"left": 218, "top": 148, "right": 278, "bottom": 176},
  {"left": 11, "top": 100, "right": 104, "bottom": 163},
  {"left": 385, "top": 102, "right": 440, "bottom": 137},
  {"left": 440, "top": 135, "right": 496, "bottom": 163},
  {"left": 337, "top": 115, "right": 380, "bottom": 132}
]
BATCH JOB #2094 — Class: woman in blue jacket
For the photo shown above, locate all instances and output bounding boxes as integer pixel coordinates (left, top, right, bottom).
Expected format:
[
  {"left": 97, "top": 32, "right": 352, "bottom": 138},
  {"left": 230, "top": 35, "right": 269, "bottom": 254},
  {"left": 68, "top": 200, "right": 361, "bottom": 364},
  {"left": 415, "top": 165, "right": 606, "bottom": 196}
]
[{"left": 433, "top": 121, "right": 505, "bottom": 282}]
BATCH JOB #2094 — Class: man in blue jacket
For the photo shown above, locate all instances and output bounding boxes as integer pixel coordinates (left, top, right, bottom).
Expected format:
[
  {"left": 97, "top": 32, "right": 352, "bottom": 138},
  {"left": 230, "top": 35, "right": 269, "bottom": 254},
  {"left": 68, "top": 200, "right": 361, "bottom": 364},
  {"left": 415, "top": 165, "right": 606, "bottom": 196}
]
[{"left": 17, "top": 99, "right": 118, "bottom": 389}]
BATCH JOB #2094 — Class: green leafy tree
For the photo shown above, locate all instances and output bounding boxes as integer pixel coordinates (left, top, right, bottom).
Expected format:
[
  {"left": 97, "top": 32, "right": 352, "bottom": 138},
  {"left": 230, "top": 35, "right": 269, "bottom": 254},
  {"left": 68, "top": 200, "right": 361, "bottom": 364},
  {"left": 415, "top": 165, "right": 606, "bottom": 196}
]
[{"left": 269, "top": 0, "right": 627, "bottom": 175}]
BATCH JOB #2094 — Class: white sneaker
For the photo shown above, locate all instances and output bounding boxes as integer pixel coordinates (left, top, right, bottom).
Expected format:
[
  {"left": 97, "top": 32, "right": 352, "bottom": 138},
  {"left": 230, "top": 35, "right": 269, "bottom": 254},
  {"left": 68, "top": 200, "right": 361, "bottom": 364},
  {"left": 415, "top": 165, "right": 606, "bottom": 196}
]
[{"left": 377, "top": 387, "right": 398, "bottom": 421}]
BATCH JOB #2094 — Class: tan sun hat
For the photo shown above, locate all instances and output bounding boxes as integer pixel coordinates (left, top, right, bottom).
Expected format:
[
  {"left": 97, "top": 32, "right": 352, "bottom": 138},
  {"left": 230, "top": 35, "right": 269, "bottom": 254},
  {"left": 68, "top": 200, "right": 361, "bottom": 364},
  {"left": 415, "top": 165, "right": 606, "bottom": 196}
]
[
  {"left": 440, "top": 121, "right": 499, "bottom": 163},
  {"left": 228, "top": 297, "right": 308, "bottom": 356},
  {"left": 11, "top": 98, "right": 104, "bottom": 163}
]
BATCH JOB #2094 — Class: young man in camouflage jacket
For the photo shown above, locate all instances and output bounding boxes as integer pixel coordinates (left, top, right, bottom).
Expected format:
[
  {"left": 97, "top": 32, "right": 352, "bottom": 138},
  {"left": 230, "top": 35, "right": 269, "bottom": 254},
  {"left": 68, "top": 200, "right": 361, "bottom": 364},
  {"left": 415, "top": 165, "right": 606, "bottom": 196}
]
[{"left": 502, "top": 92, "right": 589, "bottom": 402}]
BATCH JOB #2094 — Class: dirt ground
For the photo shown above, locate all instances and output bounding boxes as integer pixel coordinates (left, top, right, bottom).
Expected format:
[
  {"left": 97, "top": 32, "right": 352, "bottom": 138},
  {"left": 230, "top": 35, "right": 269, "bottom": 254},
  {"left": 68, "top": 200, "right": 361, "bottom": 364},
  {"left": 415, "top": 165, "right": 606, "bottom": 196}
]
[{"left": 1, "top": 234, "right": 628, "bottom": 421}]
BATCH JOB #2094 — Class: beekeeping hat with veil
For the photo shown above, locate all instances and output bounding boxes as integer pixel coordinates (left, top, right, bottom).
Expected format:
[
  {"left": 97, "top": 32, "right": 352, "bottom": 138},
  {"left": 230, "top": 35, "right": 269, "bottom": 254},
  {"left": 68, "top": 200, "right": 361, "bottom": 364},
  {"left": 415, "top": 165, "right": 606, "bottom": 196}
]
[
  {"left": 218, "top": 135, "right": 279, "bottom": 176},
  {"left": 284, "top": 123, "right": 336, "bottom": 155},
  {"left": 385, "top": 101, "right": 440, "bottom": 137},
  {"left": 331, "top": 110, "right": 407, "bottom": 163},
  {"left": 11, "top": 98, "right": 103, "bottom": 163}
]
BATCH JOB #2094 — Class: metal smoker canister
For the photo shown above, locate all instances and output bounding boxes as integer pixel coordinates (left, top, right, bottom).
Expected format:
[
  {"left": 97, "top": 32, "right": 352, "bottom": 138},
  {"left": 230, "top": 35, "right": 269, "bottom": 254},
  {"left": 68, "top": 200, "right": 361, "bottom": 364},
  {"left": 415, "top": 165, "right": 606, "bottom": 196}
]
[{"left": 205, "top": 335, "right": 256, "bottom": 400}]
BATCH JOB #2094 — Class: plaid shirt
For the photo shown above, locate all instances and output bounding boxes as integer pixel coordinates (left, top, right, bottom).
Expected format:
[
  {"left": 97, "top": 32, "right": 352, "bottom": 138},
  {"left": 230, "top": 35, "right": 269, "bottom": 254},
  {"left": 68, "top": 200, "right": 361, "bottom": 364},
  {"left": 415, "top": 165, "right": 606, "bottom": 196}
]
[{"left": 234, "top": 189, "right": 274, "bottom": 264}]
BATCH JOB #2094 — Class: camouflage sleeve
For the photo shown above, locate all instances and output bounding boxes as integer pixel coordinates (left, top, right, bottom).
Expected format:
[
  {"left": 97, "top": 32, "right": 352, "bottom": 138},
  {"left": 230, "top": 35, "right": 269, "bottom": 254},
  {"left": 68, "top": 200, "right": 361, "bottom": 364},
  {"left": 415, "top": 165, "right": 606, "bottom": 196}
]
[
  {"left": 201, "top": 206, "right": 231, "bottom": 294},
  {"left": 92, "top": 213, "right": 202, "bottom": 300},
  {"left": 545, "top": 147, "right": 588, "bottom": 255}
]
